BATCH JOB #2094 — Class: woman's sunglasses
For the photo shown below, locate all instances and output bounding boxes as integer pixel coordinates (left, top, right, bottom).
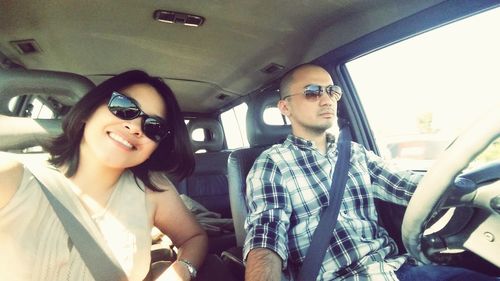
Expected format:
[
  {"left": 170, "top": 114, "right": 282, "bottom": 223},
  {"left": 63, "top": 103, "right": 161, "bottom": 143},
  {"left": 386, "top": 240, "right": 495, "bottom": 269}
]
[
  {"left": 107, "top": 91, "right": 170, "bottom": 142},
  {"left": 282, "top": 84, "right": 342, "bottom": 102}
]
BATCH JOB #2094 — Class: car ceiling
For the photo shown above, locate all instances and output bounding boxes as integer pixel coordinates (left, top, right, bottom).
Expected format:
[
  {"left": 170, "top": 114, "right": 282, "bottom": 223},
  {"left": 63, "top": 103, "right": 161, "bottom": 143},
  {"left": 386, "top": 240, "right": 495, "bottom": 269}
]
[{"left": 0, "top": 0, "right": 443, "bottom": 114}]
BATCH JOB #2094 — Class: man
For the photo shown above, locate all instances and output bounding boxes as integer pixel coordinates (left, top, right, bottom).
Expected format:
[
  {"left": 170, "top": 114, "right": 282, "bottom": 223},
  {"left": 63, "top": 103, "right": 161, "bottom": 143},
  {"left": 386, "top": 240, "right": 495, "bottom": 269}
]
[{"left": 243, "top": 64, "right": 496, "bottom": 281}]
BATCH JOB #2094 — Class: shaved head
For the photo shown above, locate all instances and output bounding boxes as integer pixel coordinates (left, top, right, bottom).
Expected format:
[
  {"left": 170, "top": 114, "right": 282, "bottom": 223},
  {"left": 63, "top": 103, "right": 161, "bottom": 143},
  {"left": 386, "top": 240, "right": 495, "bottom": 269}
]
[{"left": 279, "top": 63, "right": 327, "bottom": 98}]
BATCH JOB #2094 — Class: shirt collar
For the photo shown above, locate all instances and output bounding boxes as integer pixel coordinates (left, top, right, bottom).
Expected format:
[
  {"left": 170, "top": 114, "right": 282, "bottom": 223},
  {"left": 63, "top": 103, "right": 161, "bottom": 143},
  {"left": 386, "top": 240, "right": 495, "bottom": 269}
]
[{"left": 285, "top": 132, "right": 337, "bottom": 151}]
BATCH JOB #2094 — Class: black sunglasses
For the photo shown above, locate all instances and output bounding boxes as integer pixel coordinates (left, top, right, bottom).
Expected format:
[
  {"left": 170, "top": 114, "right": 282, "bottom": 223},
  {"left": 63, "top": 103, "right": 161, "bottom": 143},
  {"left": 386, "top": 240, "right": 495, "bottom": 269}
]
[
  {"left": 282, "top": 84, "right": 342, "bottom": 101},
  {"left": 107, "top": 91, "right": 170, "bottom": 142}
]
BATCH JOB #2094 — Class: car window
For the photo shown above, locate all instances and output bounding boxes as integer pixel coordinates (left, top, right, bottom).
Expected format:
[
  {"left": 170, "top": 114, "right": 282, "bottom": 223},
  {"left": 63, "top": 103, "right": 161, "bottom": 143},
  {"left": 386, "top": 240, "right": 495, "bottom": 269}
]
[
  {"left": 8, "top": 95, "right": 57, "bottom": 119},
  {"left": 29, "top": 97, "right": 55, "bottom": 119},
  {"left": 5, "top": 95, "right": 58, "bottom": 153},
  {"left": 220, "top": 102, "right": 249, "bottom": 149},
  {"left": 346, "top": 7, "right": 500, "bottom": 171},
  {"left": 263, "top": 107, "right": 287, "bottom": 126}
]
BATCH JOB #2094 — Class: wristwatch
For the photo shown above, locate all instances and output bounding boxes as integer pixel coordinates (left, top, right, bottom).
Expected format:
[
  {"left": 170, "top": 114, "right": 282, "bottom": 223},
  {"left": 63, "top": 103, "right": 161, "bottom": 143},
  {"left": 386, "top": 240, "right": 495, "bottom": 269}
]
[{"left": 178, "top": 259, "right": 197, "bottom": 279}]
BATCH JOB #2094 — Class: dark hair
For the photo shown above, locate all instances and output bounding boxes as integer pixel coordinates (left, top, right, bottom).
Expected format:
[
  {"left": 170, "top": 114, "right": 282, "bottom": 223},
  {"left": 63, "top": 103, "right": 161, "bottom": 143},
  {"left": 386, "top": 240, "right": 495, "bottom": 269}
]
[
  {"left": 279, "top": 63, "right": 323, "bottom": 98},
  {"left": 44, "top": 70, "right": 194, "bottom": 191}
]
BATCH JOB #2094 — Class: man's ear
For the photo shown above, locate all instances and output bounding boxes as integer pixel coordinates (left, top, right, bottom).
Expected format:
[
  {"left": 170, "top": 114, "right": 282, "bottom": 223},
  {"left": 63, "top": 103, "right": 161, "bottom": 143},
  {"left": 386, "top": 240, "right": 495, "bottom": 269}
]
[{"left": 277, "top": 99, "right": 290, "bottom": 117}]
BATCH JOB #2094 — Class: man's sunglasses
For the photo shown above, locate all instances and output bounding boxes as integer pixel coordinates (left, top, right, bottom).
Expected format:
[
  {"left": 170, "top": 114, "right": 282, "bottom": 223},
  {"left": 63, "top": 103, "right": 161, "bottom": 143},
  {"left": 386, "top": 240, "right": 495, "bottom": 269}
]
[
  {"left": 107, "top": 91, "right": 170, "bottom": 142},
  {"left": 282, "top": 84, "right": 342, "bottom": 102}
]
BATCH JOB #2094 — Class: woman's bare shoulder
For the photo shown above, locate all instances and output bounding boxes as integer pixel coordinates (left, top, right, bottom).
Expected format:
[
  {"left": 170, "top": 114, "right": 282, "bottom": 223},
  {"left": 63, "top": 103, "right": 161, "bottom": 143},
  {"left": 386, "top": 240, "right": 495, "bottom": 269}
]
[
  {"left": 146, "top": 177, "right": 180, "bottom": 203},
  {"left": 0, "top": 157, "right": 25, "bottom": 209},
  {"left": 145, "top": 173, "right": 178, "bottom": 195}
]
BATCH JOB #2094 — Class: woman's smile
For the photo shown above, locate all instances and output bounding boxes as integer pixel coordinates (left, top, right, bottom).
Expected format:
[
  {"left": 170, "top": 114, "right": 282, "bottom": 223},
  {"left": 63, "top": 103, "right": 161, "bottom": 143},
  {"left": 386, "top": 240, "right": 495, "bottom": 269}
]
[{"left": 108, "top": 131, "right": 135, "bottom": 150}]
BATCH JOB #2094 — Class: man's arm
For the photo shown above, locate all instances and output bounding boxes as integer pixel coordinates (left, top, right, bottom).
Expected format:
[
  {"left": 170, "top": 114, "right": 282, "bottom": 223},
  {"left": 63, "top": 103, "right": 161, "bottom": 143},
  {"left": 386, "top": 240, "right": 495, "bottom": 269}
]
[
  {"left": 244, "top": 152, "right": 290, "bottom": 281},
  {"left": 246, "top": 248, "right": 282, "bottom": 281},
  {"left": 362, "top": 144, "right": 422, "bottom": 204}
]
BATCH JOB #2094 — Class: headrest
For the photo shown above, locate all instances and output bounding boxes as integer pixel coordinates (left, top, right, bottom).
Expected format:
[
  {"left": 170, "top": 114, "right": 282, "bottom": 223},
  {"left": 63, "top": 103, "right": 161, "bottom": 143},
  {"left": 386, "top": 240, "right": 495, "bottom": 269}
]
[
  {"left": 187, "top": 118, "right": 225, "bottom": 152},
  {"left": 246, "top": 91, "right": 291, "bottom": 147},
  {"left": 0, "top": 68, "right": 95, "bottom": 115}
]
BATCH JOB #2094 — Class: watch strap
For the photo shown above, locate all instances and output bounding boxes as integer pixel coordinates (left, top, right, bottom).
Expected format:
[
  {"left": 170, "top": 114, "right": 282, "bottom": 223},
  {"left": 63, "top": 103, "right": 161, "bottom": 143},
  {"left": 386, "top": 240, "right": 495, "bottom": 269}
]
[{"left": 178, "top": 259, "right": 197, "bottom": 279}]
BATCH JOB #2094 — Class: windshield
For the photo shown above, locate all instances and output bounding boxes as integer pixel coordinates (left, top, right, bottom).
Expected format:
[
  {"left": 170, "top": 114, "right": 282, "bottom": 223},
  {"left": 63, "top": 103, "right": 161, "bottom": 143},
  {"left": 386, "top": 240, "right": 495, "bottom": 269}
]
[{"left": 346, "top": 7, "right": 500, "bottom": 171}]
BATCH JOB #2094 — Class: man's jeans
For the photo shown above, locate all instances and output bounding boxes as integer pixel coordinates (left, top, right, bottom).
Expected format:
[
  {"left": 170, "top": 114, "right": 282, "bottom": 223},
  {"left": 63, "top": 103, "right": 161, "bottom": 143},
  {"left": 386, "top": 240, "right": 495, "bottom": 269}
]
[{"left": 396, "top": 263, "right": 499, "bottom": 281}]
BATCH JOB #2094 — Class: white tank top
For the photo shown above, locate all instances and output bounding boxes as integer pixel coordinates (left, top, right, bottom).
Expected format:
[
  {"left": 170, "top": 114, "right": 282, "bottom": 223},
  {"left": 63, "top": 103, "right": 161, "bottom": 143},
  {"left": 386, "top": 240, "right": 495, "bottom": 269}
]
[{"left": 0, "top": 159, "right": 151, "bottom": 281}]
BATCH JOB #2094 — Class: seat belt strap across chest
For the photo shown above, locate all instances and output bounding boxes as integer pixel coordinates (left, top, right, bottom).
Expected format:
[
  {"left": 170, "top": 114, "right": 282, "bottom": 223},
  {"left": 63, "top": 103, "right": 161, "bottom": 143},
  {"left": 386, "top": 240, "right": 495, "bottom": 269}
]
[
  {"left": 34, "top": 176, "right": 129, "bottom": 281},
  {"left": 297, "top": 124, "right": 352, "bottom": 281}
]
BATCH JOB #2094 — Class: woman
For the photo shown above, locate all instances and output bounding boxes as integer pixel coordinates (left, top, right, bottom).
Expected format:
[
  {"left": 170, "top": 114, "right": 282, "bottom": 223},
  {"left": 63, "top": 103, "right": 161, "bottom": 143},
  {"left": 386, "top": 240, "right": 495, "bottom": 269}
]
[{"left": 0, "top": 70, "right": 207, "bottom": 280}]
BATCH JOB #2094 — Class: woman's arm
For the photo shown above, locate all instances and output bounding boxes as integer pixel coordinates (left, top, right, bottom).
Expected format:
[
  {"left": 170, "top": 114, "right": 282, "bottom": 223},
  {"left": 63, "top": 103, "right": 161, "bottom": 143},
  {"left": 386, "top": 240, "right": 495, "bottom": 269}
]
[
  {"left": 148, "top": 181, "right": 208, "bottom": 281},
  {"left": 0, "top": 158, "right": 24, "bottom": 209}
]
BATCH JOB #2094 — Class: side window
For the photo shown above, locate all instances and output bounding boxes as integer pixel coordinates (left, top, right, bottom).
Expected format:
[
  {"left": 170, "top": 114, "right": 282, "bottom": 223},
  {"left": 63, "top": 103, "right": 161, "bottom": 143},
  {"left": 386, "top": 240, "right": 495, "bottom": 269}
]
[
  {"left": 220, "top": 103, "right": 249, "bottom": 149},
  {"left": 263, "top": 107, "right": 288, "bottom": 126},
  {"left": 7, "top": 95, "right": 59, "bottom": 153},
  {"left": 29, "top": 97, "right": 55, "bottom": 119},
  {"left": 346, "top": 7, "right": 500, "bottom": 171},
  {"left": 191, "top": 128, "right": 205, "bottom": 142},
  {"left": 8, "top": 95, "right": 56, "bottom": 118},
  {"left": 8, "top": 96, "right": 20, "bottom": 113},
  {"left": 185, "top": 119, "right": 206, "bottom": 142}
]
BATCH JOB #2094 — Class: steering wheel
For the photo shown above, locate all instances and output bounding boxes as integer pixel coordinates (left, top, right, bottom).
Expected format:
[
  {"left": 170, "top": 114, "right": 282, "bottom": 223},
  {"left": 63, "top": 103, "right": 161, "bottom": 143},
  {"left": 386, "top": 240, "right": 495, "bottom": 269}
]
[{"left": 402, "top": 105, "right": 500, "bottom": 267}]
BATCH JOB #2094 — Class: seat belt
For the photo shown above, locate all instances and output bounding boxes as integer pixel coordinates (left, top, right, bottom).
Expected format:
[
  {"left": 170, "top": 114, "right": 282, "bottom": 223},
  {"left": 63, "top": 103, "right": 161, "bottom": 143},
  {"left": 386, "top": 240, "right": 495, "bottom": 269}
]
[
  {"left": 35, "top": 177, "right": 129, "bottom": 281},
  {"left": 297, "top": 124, "right": 352, "bottom": 281}
]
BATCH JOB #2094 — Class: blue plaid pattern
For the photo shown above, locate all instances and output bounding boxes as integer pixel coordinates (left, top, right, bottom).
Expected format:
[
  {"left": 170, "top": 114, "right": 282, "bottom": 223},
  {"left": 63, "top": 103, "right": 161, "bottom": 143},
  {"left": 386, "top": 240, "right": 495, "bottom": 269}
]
[{"left": 243, "top": 134, "right": 422, "bottom": 281}]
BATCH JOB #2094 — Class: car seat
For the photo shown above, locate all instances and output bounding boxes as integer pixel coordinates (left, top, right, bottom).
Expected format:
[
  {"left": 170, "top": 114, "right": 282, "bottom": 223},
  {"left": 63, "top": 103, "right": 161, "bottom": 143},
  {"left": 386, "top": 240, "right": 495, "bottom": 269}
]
[{"left": 223, "top": 91, "right": 290, "bottom": 278}]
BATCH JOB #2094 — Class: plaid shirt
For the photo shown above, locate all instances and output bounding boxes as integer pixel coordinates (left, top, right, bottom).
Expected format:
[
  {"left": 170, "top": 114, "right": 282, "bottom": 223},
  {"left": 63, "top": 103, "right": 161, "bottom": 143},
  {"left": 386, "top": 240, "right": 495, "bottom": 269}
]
[{"left": 243, "top": 134, "right": 422, "bottom": 281}]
